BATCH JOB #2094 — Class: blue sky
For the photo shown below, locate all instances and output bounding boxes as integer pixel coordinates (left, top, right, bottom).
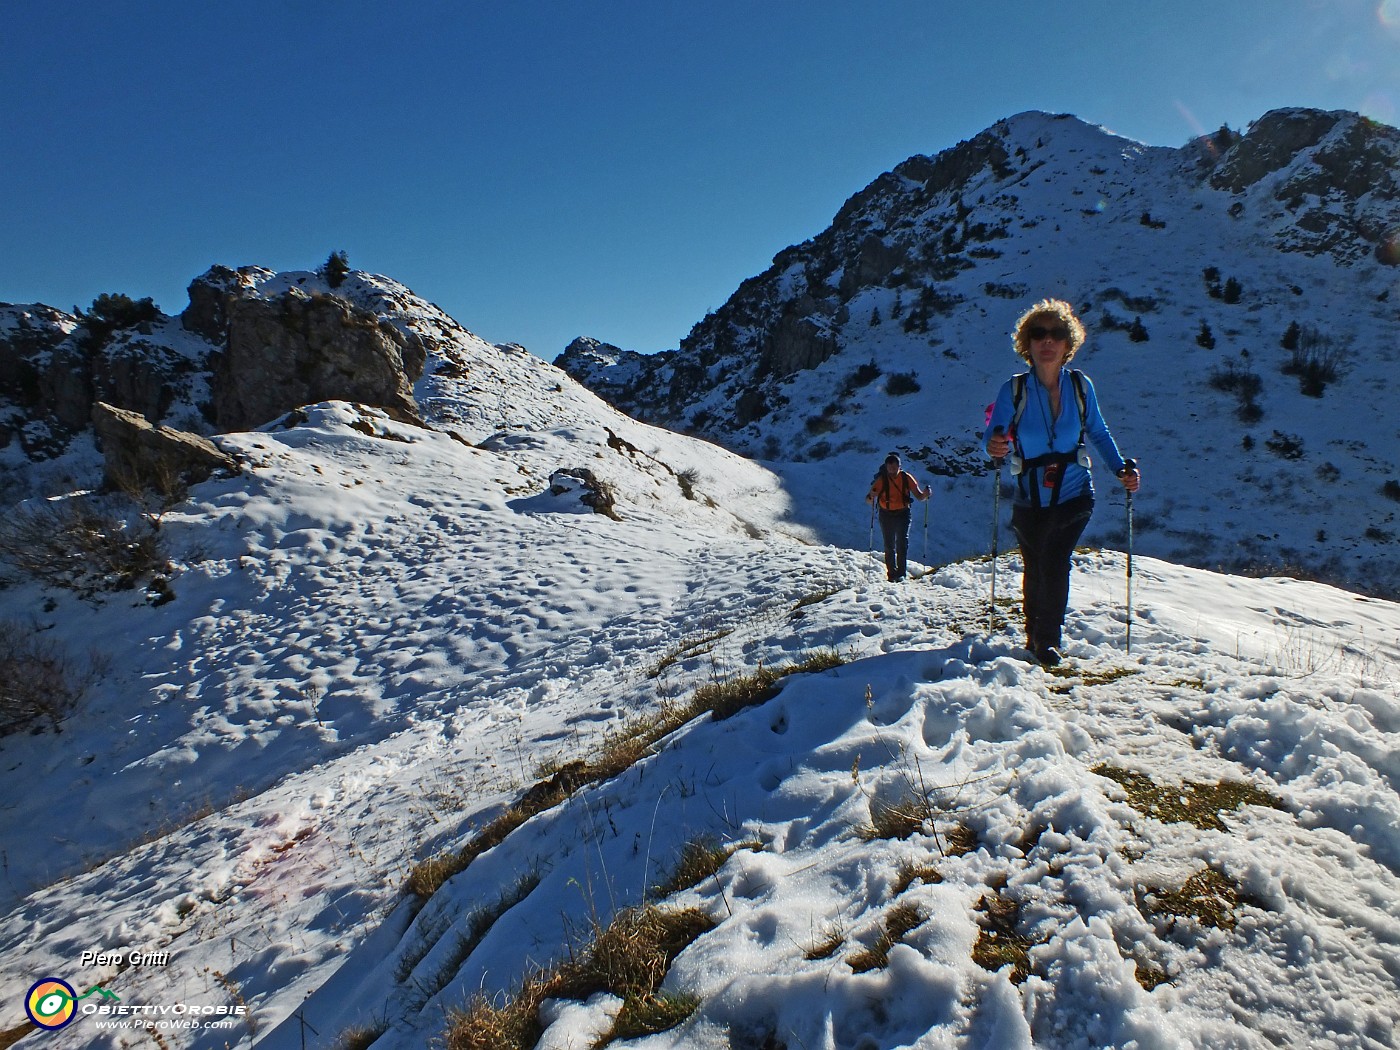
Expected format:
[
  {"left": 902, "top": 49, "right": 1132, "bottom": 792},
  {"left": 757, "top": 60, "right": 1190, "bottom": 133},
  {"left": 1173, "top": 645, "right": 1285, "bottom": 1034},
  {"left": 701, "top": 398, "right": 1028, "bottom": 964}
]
[{"left": 3, "top": 1, "right": 1398, "bottom": 357}]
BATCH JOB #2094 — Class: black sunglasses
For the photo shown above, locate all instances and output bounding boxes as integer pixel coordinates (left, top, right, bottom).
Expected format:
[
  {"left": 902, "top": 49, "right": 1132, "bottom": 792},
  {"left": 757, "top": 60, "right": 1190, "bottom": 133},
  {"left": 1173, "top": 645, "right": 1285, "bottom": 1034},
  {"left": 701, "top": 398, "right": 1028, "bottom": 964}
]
[{"left": 1027, "top": 324, "right": 1070, "bottom": 342}]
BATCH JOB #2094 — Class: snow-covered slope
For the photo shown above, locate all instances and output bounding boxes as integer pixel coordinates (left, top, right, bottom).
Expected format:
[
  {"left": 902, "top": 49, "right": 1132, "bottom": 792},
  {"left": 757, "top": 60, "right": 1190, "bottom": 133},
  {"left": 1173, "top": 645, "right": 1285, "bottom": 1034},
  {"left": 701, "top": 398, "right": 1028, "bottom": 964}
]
[
  {"left": 1, "top": 353, "right": 1396, "bottom": 1048},
  {"left": 0, "top": 112, "right": 1397, "bottom": 1048},
  {"left": 559, "top": 109, "right": 1400, "bottom": 599}
]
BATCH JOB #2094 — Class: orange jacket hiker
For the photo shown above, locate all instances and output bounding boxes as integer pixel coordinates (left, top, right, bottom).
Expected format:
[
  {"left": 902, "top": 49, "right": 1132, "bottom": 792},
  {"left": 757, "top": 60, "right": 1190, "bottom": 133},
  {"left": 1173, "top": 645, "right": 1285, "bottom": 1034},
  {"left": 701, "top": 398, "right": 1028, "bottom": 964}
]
[{"left": 867, "top": 468, "right": 922, "bottom": 511}]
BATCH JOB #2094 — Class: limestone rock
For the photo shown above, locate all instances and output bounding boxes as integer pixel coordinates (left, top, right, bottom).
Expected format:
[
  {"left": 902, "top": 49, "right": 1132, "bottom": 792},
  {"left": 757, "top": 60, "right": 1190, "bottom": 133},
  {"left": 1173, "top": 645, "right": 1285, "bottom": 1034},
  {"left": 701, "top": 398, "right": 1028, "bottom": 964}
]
[
  {"left": 215, "top": 290, "right": 425, "bottom": 431},
  {"left": 91, "top": 401, "right": 237, "bottom": 490}
]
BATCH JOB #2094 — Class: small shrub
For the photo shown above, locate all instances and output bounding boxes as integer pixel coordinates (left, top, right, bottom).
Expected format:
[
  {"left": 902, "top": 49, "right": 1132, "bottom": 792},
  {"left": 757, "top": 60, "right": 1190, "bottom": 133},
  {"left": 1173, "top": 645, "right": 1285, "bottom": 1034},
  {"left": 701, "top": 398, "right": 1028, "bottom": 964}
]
[
  {"left": 1383, "top": 480, "right": 1400, "bottom": 502},
  {"left": 885, "top": 371, "right": 921, "bottom": 396},
  {"left": 1222, "top": 276, "right": 1243, "bottom": 304},
  {"left": 1237, "top": 401, "right": 1264, "bottom": 424},
  {"left": 844, "top": 361, "right": 882, "bottom": 395},
  {"left": 1281, "top": 321, "right": 1301, "bottom": 350},
  {"left": 1264, "top": 431, "right": 1305, "bottom": 460},
  {"left": 1207, "top": 359, "right": 1263, "bottom": 424},
  {"left": 676, "top": 468, "right": 700, "bottom": 501},
  {"left": 1282, "top": 328, "right": 1344, "bottom": 396},
  {"left": 1208, "top": 362, "right": 1262, "bottom": 399},
  {"left": 0, "top": 619, "right": 104, "bottom": 735},
  {"left": 74, "top": 292, "right": 161, "bottom": 353},
  {"left": 1196, "top": 321, "right": 1215, "bottom": 349},
  {"left": 1128, "top": 317, "right": 1149, "bottom": 342},
  {"left": 983, "top": 282, "right": 1024, "bottom": 299},
  {"left": 0, "top": 497, "right": 170, "bottom": 597}
]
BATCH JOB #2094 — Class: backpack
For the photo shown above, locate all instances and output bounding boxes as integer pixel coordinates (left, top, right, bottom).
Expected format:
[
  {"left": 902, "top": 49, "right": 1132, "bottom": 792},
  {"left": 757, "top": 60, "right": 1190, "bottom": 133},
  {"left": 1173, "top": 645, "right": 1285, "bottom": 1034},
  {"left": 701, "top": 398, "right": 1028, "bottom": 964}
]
[{"left": 871, "top": 468, "right": 914, "bottom": 511}]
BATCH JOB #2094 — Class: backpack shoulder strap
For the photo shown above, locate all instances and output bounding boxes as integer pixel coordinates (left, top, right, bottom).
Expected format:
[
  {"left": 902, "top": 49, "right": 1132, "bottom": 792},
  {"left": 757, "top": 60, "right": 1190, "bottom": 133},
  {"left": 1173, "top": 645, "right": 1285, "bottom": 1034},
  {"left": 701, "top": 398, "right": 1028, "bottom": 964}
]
[
  {"left": 1010, "top": 372, "right": 1028, "bottom": 430},
  {"left": 1069, "top": 369, "right": 1088, "bottom": 444}
]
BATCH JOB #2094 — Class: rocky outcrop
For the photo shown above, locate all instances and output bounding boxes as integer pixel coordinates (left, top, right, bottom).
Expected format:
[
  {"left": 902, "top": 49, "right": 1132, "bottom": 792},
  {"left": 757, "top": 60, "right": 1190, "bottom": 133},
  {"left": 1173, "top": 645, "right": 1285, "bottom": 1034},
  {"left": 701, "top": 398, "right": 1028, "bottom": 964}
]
[
  {"left": 1, "top": 304, "right": 210, "bottom": 450},
  {"left": 91, "top": 401, "right": 237, "bottom": 490},
  {"left": 1209, "top": 109, "right": 1347, "bottom": 193},
  {"left": 549, "top": 468, "right": 620, "bottom": 520},
  {"left": 215, "top": 290, "right": 426, "bottom": 431},
  {"left": 1210, "top": 109, "right": 1400, "bottom": 260},
  {"left": 181, "top": 264, "right": 275, "bottom": 344},
  {"left": 762, "top": 296, "right": 838, "bottom": 377}
]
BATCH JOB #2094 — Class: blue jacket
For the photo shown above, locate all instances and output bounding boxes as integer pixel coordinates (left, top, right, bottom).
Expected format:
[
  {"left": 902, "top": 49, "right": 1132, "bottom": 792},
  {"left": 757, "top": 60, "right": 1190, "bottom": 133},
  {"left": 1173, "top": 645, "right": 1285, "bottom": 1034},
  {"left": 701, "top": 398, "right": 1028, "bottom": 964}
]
[{"left": 984, "top": 369, "right": 1127, "bottom": 507}]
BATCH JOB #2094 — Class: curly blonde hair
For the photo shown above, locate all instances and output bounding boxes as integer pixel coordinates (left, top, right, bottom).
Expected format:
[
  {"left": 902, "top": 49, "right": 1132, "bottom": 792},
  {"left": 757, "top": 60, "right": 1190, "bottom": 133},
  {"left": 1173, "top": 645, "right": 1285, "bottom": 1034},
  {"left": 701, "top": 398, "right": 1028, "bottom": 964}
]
[{"left": 1012, "top": 298, "right": 1086, "bottom": 364}]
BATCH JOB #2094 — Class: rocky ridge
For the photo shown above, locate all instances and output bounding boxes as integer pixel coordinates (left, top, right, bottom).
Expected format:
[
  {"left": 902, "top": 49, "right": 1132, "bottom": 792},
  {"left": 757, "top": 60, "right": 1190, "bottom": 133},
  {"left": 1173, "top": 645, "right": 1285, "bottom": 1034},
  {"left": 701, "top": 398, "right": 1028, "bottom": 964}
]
[
  {"left": 557, "top": 108, "right": 1399, "bottom": 439},
  {"left": 556, "top": 107, "right": 1400, "bottom": 597}
]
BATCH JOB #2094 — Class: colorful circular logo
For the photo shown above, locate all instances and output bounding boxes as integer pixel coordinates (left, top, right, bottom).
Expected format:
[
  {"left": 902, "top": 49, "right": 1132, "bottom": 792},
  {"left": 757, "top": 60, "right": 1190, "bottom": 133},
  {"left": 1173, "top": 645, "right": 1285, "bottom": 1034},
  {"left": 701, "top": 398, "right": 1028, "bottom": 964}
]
[{"left": 26, "top": 978, "right": 78, "bottom": 1029}]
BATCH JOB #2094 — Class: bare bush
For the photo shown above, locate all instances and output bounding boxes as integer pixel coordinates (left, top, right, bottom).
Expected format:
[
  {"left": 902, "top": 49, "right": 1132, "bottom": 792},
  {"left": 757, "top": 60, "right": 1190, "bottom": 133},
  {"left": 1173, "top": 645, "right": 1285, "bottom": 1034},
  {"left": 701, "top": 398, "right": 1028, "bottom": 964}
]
[
  {"left": 0, "top": 496, "right": 170, "bottom": 597},
  {"left": 1282, "top": 327, "right": 1345, "bottom": 397},
  {"left": 0, "top": 619, "right": 105, "bottom": 735}
]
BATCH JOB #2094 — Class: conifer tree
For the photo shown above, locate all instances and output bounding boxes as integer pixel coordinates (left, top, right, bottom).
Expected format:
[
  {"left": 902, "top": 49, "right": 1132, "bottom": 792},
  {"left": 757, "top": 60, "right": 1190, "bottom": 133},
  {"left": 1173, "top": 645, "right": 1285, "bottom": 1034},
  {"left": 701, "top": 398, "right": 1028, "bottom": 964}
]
[{"left": 323, "top": 251, "right": 350, "bottom": 289}]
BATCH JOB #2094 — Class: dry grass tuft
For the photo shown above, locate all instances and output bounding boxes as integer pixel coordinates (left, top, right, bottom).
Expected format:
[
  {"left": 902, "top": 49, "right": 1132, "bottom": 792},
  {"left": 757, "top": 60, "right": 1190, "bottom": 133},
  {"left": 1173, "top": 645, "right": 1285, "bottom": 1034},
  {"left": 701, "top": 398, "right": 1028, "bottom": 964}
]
[
  {"left": 440, "top": 905, "right": 714, "bottom": 1050},
  {"left": 848, "top": 901, "right": 925, "bottom": 973},
  {"left": 802, "top": 926, "right": 845, "bottom": 962},
  {"left": 410, "top": 651, "right": 846, "bottom": 901},
  {"left": 891, "top": 860, "right": 943, "bottom": 897},
  {"left": 334, "top": 1022, "right": 388, "bottom": 1049},
  {"left": 651, "top": 837, "right": 762, "bottom": 900},
  {"left": 1095, "top": 765, "right": 1285, "bottom": 831},
  {"left": 971, "top": 891, "right": 1033, "bottom": 983},
  {"left": 1142, "top": 867, "right": 1247, "bottom": 931},
  {"left": 859, "top": 794, "right": 932, "bottom": 841}
]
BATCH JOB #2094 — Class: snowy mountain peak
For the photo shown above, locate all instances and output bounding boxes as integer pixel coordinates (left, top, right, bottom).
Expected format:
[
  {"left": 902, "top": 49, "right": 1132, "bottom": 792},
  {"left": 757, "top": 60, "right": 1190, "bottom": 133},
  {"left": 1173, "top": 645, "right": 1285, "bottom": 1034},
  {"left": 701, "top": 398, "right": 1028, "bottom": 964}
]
[{"left": 558, "top": 106, "right": 1400, "bottom": 598}]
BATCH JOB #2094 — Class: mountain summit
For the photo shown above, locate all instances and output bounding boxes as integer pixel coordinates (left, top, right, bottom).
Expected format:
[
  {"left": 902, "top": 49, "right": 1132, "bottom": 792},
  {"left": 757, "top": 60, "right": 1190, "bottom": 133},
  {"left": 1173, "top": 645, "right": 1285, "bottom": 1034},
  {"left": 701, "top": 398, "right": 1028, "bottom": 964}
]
[{"left": 558, "top": 108, "right": 1400, "bottom": 597}]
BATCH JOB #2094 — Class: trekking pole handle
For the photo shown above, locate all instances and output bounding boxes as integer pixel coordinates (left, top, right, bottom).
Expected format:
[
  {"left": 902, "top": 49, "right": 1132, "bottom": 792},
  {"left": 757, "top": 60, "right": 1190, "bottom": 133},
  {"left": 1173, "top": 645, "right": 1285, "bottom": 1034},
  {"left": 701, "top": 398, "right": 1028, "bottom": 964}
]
[{"left": 990, "top": 425, "right": 1006, "bottom": 467}]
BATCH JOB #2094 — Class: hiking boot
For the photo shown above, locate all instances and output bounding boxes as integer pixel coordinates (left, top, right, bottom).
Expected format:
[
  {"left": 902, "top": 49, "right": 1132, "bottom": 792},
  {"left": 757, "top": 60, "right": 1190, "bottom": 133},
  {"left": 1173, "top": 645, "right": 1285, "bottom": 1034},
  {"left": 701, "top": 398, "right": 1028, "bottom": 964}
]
[{"left": 1033, "top": 646, "right": 1062, "bottom": 667}]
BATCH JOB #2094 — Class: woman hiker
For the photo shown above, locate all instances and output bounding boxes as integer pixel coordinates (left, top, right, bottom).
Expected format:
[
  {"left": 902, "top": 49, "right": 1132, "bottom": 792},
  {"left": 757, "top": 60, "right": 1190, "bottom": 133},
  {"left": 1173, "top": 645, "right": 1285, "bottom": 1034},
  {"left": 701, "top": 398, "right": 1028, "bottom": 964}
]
[
  {"left": 984, "top": 299, "right": 1141, "bottom": 665},
  {"left": 866, "top": 452, "right": 929, "bottom": 582}
]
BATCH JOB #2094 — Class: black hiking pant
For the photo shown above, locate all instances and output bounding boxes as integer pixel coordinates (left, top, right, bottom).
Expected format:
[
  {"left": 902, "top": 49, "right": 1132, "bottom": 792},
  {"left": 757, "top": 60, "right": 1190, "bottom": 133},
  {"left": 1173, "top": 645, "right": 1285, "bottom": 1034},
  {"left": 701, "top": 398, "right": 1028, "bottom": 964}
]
[
  {"left": 1011, "top": 495, "right": 1093, "bottom": 650},
  {"left": 878, "top": 507, "right": 912, "bottom": 581}
]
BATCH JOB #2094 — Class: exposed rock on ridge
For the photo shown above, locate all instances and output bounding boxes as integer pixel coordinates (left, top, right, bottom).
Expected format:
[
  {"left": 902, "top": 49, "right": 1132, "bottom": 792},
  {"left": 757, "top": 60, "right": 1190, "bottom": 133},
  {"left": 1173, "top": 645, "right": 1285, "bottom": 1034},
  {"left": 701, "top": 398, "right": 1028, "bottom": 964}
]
[{"left": 215, "top": 289, "right": 426, "bottom": 431}]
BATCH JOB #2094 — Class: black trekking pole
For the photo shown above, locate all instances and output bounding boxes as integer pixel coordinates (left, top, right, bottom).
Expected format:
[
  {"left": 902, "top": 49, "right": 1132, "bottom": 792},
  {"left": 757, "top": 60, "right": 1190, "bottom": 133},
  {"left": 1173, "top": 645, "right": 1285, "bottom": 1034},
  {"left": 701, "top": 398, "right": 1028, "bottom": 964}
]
[
  {"left": 921, "top": 487, "right": 929, "bottom": 570},
  {"left": 1123, "top": 458, "right": 1137, "bottom": 654},
  {"left": 989, "top": 427, "right": 1005, "bottom": 633},
  {"left": 867, "top": 500, "right": 876, "bottom": 582}
]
